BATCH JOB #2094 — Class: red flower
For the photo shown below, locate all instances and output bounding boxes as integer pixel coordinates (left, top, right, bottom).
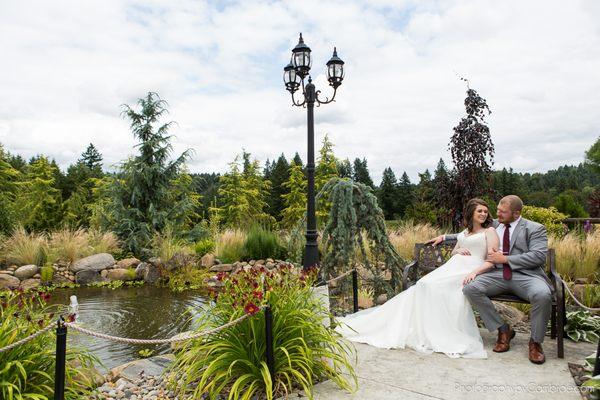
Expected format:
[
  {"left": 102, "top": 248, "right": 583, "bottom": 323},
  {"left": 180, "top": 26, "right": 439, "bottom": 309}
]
[
  {"left": 252, "top": 290, "right": 263, "bottom": 300},
  {"left": 244, "top": 302, "right": 260, "bottom": 315},
  {"left": 66, "top": 314, "right": 76, "bottom": 323}
]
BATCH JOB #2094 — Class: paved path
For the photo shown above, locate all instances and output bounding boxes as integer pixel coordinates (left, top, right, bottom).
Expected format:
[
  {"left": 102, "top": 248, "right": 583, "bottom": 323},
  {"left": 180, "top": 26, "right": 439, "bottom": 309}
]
[{"left": 309, "top": 330, "right": 595, "bottom": 400}]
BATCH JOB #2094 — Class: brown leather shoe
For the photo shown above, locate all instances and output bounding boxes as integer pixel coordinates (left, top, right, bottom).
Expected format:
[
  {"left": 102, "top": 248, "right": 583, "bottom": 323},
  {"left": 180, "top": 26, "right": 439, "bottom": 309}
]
[
  {"left": 528, "top": 339, "right": 545, "bottom": 364},
  {"left": 493, "top": 326, "right": 515, "bottom": 353}
]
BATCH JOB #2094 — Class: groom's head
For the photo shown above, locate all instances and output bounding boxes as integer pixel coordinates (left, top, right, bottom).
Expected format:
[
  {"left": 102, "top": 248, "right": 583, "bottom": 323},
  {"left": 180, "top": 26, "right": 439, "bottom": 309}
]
[{"left": 497, "top": 195, "right": 523, "bottom": 224}]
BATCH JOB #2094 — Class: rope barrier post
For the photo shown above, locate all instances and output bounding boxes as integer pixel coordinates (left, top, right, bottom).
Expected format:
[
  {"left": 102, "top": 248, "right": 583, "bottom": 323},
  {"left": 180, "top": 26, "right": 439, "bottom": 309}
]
[
  {"left": 352, "top": 269, "right": 358, "bottom": 313},
  {"left": 264, "top": 305, "right": 275, "bottom": 383},
  {"left": 54, "top": 317, "right": 67, "bottom": 400}
]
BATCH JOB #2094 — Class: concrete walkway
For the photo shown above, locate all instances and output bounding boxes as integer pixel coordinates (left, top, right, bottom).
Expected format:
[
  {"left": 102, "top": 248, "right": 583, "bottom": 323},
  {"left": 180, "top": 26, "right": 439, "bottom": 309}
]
[{"left": 310, "top": 330, "right": 595, "bottom": 400}]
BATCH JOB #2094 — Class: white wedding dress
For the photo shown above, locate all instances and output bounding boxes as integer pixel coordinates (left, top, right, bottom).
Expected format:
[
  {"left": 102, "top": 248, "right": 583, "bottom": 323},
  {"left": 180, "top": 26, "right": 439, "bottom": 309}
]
[{"left": 337, "top": 230, "right": 488, "bottom": 359}]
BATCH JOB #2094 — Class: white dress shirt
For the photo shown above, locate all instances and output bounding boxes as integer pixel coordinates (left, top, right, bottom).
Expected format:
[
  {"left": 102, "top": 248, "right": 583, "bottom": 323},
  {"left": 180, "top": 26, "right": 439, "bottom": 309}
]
[{"left": 496, "top": 216, "right": 521, "bottom": 254}]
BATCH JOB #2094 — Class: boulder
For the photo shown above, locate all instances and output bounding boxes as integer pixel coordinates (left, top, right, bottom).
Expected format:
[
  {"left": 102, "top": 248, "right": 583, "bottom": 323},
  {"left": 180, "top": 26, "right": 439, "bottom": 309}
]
[
  {"left": 375, "top": 293, "right": 388, "bottom": 305},
  {"left": 265, "top": 261, "right": 275, "bottom": 269},
  {"left": 20, "top": 278, "right": 41, "bottom": 290},
  {"left": 135, "top": 262, "right": 148, "bottom": 279},
  {"left": 71, "top": 253, "right": 115, "bottom": 273},
  {"left": 0, "top": 274, "right": 20, "bottom": 289},
  {"left": 201, "top": 253, "right": 216, "bottom": 268},
  {"left": 0, "top": 269, "right": 14, "bottom": 276},
  {"left": 492, "top": 301, "right": 527, "bottom": 326},
  {"left": 143, "top": 263, "right": 161, "bottom": 284},
  {"left": 148, "top": 257, "right": 163, "bottom": 268},
  {"left": 75, "top": 270, "right": 107, "bottom": 285},
  {"left": 52, "top": 274, "right": 71, "bottom": 284},
  {"left": 165, "top": 253, "right": 195, "bottom": 271},
  {"left": 107, "top": 268, "right": 135, "bottom": 282},
  {"left": 14, "top": 265, "right": 39, "bottom": 280},
  {"left": 209, "top": 264, "right": 233, "bottom": 272},
  {"left": 116, "top": 258, "right": 141, "bottom": 269},
  {"left": 100, "top": 270, "right": 108, "bottom": 278}
]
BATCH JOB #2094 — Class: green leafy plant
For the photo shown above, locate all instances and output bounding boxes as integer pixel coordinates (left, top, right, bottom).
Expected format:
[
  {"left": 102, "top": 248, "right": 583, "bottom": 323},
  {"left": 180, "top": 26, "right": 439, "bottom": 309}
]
[
  {"left": 0, "top": 290, "right": 98, "bottom": 399},
  {"left": 39, "top": 266, "right": 54, "bottom": 282},
  {"left": 522, "top": 205, "right": 567, "bottom": 237},
  {"left": 194, "top": 238, "right": 215, "bottom": 256},
  {"left": 244, "top": 225, "right": 284, "bottom": 261},
  {"left": 163, "top": 265, "right": 212, "bottom": 292},
  {"left": 565, "top": 310, "right": 600, "bottom": 342},
  {"left": 138, "top": 349, "right": 154, "bottom": 358},
  {"left": 168, "top": 265, "right": 357, "bottom": 399}
]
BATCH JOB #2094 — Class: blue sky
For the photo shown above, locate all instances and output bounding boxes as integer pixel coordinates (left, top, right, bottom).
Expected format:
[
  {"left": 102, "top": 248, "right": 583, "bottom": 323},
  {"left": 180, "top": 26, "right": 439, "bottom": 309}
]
[{"left": 1, "top": 0, "right": 599, "bottom": 183}]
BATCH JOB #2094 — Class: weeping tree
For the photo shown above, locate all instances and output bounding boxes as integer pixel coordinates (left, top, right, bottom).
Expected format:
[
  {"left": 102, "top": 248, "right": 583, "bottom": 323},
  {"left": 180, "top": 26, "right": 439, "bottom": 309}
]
[
  {"left": 317, "top": 178, "right": 404, "bottom": 302},
  {"left": 103, "top": 92, "right": 199, "bottom": 256},
  {"left": 449, "top": 80, "right": 495, "bottom": 227}
]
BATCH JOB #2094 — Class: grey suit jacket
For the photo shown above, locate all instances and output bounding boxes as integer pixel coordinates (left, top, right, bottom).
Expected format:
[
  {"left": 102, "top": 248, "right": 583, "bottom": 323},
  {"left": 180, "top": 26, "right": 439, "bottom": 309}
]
[{"left": 445, "top": 218, "right": 552, "bottom": 288}]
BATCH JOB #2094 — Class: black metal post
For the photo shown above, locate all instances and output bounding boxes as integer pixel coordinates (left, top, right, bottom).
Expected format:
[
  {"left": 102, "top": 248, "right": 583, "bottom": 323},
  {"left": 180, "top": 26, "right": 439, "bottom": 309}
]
[
  {"left": 352, "top": 269, "right": 359, "bottom": 313},
  {"left": 594, "top": 336, "right": 600, "bottom": 377},
  {"left": 304, "top": 78, "right": 319, "bottom": 271},
  {"left": 54, "top": 318, "right": 67, "bottom": 400},
  {"left": 264, "top": 305, "right": 275, "bottom": 382}
]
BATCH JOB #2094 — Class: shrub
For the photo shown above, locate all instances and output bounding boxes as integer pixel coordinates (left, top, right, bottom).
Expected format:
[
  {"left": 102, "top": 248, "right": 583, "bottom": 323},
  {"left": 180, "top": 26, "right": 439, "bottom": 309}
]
[
  {"left": 215, "top": 229, "right": 246, "bottom": 263},
  {"left": 168, "top": 266, "right": 357, "bottom": 399},
  {"left": 125, "top": 268, "right": 137, "bottom": 280},
  {"left": 521, "top": 205, "right": 567, "bottom": 237},
  {"left": 565, "top": 310, "right": 600, "bottom": 342},
  {"left": 49, "top": 228, "right": 89, "bottom": 264},
  {"left": 86, "top": 229, "right": 120, "bottom": 255},
  {"left": 194, "top": 238, "right": 215, "bottom": 257},
  {"left": 1, "top": 227, "right": 48, "bottom": 266},
  {"left": 244, "top": 225, "right": 284, "bottom": 260},
  {"left": 0, "top": 290, "right": 98, "bottom": 399},
  {"left": 40, "top": 266, "right": 54, "bottom": 282}
]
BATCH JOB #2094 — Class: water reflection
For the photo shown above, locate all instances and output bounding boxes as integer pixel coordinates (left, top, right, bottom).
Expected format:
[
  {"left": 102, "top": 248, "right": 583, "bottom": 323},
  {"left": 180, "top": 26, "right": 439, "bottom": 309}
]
[{"left": 48, "top": 286, "right": 208, "bottom": 370}]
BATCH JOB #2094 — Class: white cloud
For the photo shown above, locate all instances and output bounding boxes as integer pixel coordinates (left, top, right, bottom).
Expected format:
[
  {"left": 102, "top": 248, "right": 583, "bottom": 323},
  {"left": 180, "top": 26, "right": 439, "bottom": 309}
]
[{"left": 0, "top": 0, "right": 599, "bottom": 183}]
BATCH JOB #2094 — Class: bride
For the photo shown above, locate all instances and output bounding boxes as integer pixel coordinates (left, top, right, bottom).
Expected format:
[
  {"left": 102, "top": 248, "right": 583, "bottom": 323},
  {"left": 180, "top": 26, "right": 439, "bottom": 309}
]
[{"left": 337, "top": 198, "right": 500, "bottom": 359}]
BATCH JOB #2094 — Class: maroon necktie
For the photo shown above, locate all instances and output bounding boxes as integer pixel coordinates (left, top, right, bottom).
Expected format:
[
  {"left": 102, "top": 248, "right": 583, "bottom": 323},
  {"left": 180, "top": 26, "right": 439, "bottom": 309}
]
[{"left": 502, "top": 223, "right": 512, "bottom": 280}]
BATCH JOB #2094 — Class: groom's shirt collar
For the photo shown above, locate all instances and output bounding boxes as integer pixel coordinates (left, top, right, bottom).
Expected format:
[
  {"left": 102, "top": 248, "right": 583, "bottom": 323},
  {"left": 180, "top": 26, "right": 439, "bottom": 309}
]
[{"left": 505, "top": 216, "right": 522, "bottom": 228}]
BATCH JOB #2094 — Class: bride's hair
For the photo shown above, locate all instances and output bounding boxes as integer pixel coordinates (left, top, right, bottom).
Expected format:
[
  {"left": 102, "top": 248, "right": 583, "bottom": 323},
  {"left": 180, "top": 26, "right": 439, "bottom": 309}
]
[{"left": 463, "top": 198, "right": 493, "bottom": 232}]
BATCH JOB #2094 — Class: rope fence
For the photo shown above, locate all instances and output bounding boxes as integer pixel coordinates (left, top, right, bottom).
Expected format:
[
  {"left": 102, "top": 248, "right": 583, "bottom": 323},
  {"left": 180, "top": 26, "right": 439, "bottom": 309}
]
[{"left": 0, "top": 322, "right": 55, "bottom": 354}]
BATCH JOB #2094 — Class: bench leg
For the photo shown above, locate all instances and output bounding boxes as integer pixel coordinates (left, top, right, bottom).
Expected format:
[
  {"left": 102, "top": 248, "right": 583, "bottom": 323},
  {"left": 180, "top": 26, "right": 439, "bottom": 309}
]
[
  {"left": 550, "top": 304, "right": 557, "bottom": 339},
  {"left": 557, "top": 290, "right": 565, "bottom": 359}
]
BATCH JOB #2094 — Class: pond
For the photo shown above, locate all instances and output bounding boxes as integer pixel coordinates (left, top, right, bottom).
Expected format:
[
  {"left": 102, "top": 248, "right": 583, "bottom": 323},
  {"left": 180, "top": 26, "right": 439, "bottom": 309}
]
[{"left": 48, "top": 286, "right": 208, "bottom": 371}]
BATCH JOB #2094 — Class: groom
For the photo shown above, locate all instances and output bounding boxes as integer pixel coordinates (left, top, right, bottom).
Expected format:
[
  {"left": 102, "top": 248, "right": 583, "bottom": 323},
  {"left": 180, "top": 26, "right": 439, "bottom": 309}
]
[{"left": 430, "top": 195, "right": 553, "bottom": 364}]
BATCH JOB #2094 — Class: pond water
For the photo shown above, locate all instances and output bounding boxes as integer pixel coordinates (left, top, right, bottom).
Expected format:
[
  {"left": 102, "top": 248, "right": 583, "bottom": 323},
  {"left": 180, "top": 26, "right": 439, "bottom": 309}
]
[{"left": 48, "top": 286, "right": 208, "bottom": 370}]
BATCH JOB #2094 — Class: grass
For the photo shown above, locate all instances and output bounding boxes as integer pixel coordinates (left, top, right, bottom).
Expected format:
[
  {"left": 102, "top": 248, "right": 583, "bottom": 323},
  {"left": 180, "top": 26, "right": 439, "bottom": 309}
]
[
  {"left": 388, "top": 221, "right": 441, "bottom": 260},
  {"left": 244, "top": 225, "right": 284, "bottom": 260},
  {"left": 215, "top": 229, "right": 247, "bottom": 263},
  {"left": 1, "top": 227, "right": 48, "bottom": 266},
  {"left": 550, "top": 231, "right": 600, "bottom": 283},
  {"left": 86, "top": 229, "right": 120, "bottom": 255},
  {"left": 49, "top": 228, "right": 89, "bottom": 264},
  {"left": 151, "top": 226, "right": 193, "bottom": 262}
]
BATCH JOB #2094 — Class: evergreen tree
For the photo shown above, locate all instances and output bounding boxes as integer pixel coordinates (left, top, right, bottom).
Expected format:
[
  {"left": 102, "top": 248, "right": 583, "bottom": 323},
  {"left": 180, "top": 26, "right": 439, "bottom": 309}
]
[
  {"left": 267, "top": 154, "right": 290, "bottom": 220},
  {"left": 406, "top": 170, "right": 437, "bottom": 224},
  {"left": 397, "top": 172, "right": 413, "bottom": 218},
  {"left": 554, "top": 192, "right": 588, "bottom": 218},
  {"left": 263, "top": 159, "right": 273, "bottom": 180},
  {"left": 191, "top": 173, "right": 221, "bottom": 219},
  {"left": 353, "top": 158, "right": 374, "bottom": 188},
  {"left": 14, "top": 156, "right": 63, "bottom": 231},
  {"left": 281, "top": 161, "right": 307, "bottom": 228},
  {"left": 378, "top": 167, "right": 399, "bottom": 220},
  {"left": 337, "top": 158, "right": 353, "bottom": 179},
  {"left": 7, "top": 153, "right": 26, "bottom": 172},
  {"left": 585, "top": 136, "right": 600, "bottom": 173},
  {"left": 0, "top": 144, "right": 20, "bottom": 233},
  {"left": 292, "top": 152, "right": 303, "bottom": 168},
  {"left": 103, "top": 92, "right": 198, "bottom": 256},
  {"left": 449, "top": 82, "right": 495, "bottom": 226},
  {"left": 79, "top": 143, "right": 103, "bottom": 173},
  {"left": 315, "top": 134, "right": 338, "bottom": 224}
]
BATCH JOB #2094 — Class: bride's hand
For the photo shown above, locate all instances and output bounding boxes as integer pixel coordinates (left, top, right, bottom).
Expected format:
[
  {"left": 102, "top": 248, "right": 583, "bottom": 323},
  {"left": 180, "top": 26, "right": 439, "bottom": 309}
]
[
  {"left": 463, "top": 272, "right": 478, "bottom": 285},
  {"left": 454, "top": 248, "right": 471, "bottom": 256}
]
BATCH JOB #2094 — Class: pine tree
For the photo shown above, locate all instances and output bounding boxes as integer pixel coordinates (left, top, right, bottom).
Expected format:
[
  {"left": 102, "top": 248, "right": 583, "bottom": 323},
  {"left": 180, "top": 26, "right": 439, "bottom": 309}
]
[
  {"left": 0, "top": 144, "right": 20, "bottom": 233},
  {"left": 397, "top": 172, "right": 413, "bottom": 218},
  {"left": 315, "top": 134, "right": 338, "bottom": 224},
  {"left": 406, "top": 170, "right": 437, "bottom": 224},
  {"left": 267, "top": 154, "right": 290, "bottom": 220},
  {"left": 103, "top": 92, "right": 198, "bottom": 256},
  {"left": 378, "top": 167, "right": 399, "bottom": 220},
  {"left": 14, "top": 156, "right": 63, "bottom": 231},
  {"left": 281, "top": 161, "right": 307, "bottom": 228},
  {"left": 337, "top": 158, "right": 353, "bottom": 179},
  {"left": 353, "top": 158, "right": 374, "bottom": 188},
  {"left": 292, "top": 152, "right": 303, "bottom": 168},
  {"left": 79, "top": 143, "right": 103, "bottom": 173}
]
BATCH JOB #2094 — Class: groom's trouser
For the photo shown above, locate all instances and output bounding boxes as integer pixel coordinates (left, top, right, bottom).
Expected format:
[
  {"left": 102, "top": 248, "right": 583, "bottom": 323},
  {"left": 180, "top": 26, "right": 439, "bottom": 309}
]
[{"left": 462, "top": 269, "right": 552, "bottom": 343}]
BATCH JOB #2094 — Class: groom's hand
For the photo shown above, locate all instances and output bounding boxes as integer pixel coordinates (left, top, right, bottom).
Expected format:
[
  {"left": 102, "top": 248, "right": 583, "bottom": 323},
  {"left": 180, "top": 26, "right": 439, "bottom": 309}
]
[
  {"left": 486, "top": 248, "right": 508, "bottom": 264},
  {"left": 427, "top": 235, "right": 445, "bottom": 246}
]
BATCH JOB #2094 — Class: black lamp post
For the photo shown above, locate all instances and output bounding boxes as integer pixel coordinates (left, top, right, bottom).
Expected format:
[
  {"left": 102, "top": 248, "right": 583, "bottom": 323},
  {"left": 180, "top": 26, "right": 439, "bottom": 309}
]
[{"left": 283, "top": 33, "right": 345, "bottom": 270}]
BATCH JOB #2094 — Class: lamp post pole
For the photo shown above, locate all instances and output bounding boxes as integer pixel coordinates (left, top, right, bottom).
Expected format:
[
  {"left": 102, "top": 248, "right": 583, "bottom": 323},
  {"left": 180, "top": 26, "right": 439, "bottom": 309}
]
[{"left": 283, "top": 33, "right": 345, "bottom": 270}]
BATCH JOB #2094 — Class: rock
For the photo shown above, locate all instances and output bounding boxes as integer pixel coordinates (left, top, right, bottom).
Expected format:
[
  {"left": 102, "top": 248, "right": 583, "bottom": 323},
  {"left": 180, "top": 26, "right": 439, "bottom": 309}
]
[
  {"left": 265, "top": 261, "right": 275, "bottom": 269},
  {"left": 256, "top": 259, "right": 265, "bottom": 265},
  {"left": 575, "top": 278, "right": 589, "bottom": 284},
  {"left": 0, "top": 270, "right": 14, "bottom": 275},
  {"left": 214, "top": 258, "right": 221, "bottom": 265},
  {"left": 266, "top": 258, "right": 274, "bottom": 263},
  {"left": 492, "top": 301, "right": 527, "bottom": 326},
  {"left": 106, "top": 268, "right": 135, "bottom": 281},
  {"left": 375, "top": 294, "right": 388, "bottom": 305},
  {"left": 0, "top": 274, "right": 20, "bottom": 289},
  {"left": 52, "top": 273, "right": 71, "bottom": 284},
  {"left": 165, "top": 253, "right": 195, "bottom": 271},
  {"left": 117, "top": 258, "right": 141, "bottom": 269},
  {"left": 14, "top": 265, "right": 39, "bottom": 280},
  {"left": 148, "top": 257, "right": 163, "bottom": 268},
  {"left": 135, "top": 262, "right": 148, "bottom": 279},
  {"left": 7, "top": 265, "right": 17, "bottom": 271},
  {"left": 75, "top": 270, "right": 107, "bottom": 285},
  {"left": 32, "top": 273, "right": 41, "bottom": 279},
  {"left": 143, "top": 263, "right": 160, "bottom": 284},
  {"left": 201, "top": 253, "right": 216, "bottom": 268},
  {"left": 71, "top": 253, "right": 116, "bottom": 273},
  {"left": 100, "top": 269, "right": 108, "bottom": 278},
  {"left": 109, "top": 355, "right": 174, "bottom": 382},
  {"left": 209, "top": 264, "right": 233, "bottom": 272},
  {"left": 20, "top": 278, "right": 41, "bottom": 290}
]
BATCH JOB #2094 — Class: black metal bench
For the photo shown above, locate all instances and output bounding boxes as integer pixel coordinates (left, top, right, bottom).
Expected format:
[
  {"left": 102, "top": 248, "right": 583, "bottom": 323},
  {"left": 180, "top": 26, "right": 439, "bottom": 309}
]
[{"left": 402, "top": 240, "right": 566, "bottom": 358}]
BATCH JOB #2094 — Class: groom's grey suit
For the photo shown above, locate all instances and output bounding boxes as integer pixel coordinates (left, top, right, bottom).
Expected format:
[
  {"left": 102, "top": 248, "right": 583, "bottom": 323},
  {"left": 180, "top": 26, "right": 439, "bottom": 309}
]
[{"left": 445, "top": 218, "right": 553, "bottom": 343}]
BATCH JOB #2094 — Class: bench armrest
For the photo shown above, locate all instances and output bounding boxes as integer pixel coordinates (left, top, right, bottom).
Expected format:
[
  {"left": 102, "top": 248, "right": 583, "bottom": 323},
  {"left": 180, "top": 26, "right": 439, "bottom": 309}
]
[{"left": 402, "top": 260, "right": 418, "bottom": 292}]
